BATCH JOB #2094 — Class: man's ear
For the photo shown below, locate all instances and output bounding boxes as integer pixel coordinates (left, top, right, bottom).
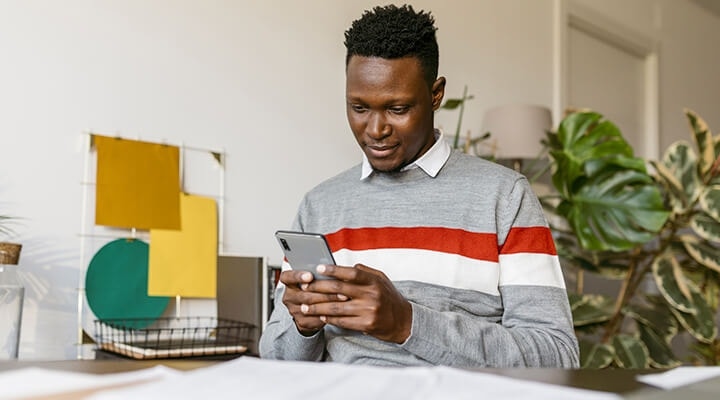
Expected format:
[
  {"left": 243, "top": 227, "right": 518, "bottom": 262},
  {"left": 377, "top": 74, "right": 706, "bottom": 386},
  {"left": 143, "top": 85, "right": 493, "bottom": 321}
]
[{"left": 431, "top": 77, "right": 446, "bottom": 111}]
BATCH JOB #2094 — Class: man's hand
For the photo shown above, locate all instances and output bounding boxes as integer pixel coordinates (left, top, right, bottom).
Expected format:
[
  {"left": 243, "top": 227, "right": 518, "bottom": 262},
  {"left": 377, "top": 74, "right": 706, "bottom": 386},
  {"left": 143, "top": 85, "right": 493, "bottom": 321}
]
[
  {"left": 287, "top": 263, "right": 413, "bottom": 344},
  {"left": 279, "top": 269, "right": 346, "bottom": 336}
]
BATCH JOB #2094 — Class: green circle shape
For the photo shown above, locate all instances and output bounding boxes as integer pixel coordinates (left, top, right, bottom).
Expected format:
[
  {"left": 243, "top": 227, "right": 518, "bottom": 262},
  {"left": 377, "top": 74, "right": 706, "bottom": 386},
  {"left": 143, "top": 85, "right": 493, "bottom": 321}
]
[{"left": 86, "top": 239, "right": 169, "bottom": 328}]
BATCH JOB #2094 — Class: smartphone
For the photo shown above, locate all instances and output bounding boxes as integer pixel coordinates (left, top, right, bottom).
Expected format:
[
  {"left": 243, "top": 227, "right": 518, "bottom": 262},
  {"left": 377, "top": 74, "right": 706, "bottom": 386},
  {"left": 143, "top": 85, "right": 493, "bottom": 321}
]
[{"left": 274, "top": 230, "right": 336, "bottom": 280}]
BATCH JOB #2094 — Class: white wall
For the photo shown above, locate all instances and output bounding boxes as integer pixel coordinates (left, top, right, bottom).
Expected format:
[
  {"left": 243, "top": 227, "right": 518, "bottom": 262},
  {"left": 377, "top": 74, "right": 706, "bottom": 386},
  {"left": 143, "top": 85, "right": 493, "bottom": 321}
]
[
  {"left": 0, "top": 0, "right": 717, "bottom": 359},
  {"left": 572, "top": 0, "right": 720, "bottom": 152}
]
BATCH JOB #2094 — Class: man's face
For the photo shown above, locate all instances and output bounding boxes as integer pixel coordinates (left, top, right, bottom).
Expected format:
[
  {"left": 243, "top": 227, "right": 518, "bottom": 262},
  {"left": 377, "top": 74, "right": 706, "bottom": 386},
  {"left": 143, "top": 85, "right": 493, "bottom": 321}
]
[{"left": 346, "top": 56, "right": 445, "bottom": 172}]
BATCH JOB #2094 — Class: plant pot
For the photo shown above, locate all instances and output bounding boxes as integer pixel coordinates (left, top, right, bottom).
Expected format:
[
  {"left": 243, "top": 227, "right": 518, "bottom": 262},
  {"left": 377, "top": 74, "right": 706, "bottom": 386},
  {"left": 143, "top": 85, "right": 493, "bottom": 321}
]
[{"left": 0, "top": 242, "right": 22, "bottom": 265}]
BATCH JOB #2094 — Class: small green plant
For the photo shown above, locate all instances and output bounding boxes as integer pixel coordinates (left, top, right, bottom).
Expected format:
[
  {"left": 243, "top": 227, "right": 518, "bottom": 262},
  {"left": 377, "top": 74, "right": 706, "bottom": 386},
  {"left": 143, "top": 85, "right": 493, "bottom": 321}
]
[
  {"left": 542, "top": 109, "right": 720, "bottom": 367},
  {"left": 440, "top": 85, "right": 475, "bottom": 149},
  {"left": 439, "top": 85, "right": 492, "bottom": 156}
]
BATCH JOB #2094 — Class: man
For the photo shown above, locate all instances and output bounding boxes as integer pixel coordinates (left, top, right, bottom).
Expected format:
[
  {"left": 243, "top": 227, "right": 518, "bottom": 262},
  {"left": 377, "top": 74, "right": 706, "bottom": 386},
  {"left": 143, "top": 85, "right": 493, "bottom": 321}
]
[{"left": 259, "top": 4, "right": 579, "bottom": 368}]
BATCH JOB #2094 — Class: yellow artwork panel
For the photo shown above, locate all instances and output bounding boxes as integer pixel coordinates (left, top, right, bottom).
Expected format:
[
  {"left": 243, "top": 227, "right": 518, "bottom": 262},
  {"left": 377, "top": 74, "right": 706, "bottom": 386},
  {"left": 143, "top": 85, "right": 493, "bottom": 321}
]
[
  {"left": 148, "top": 193, "right": 217, "bottom": 298},
  {"left": 95, "top": 134, "right": 181, "bottom": 230}
]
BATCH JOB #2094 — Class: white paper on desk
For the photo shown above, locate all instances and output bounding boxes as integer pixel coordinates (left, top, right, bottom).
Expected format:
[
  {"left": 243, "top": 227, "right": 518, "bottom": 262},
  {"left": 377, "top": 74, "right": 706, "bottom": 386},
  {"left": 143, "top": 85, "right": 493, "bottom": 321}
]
[
  {"left": 89, "top": 357, "right": 621, "bottom": 400},
  {"left": 0, "top": 365, "right": 181, "bottom": 399},
  {"left": 636, "top": 366, "right": 720, "bottom": 390}
]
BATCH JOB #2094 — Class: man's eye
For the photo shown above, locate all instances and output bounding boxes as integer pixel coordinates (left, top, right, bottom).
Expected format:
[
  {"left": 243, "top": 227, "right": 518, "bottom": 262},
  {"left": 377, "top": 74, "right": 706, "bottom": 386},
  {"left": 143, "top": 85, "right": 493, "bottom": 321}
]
[
  {"left": 351, "top": 104, "right": 367, "bottom": 112},
  {"left": 389, "top": 106, "right": 409, "bottom": 114}
]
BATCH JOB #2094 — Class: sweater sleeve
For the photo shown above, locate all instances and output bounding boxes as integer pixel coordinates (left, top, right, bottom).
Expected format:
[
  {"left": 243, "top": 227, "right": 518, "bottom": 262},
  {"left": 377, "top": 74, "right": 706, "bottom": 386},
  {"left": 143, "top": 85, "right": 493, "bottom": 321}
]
[
  {"left": 258, "top": 280, "right": 327, "bottom": 361},
  {"left": 399, "top": 177, "right": 579, "bottom": 367},
  {"left": 399, "top": 286, "right": 579, "bottom": 367}
]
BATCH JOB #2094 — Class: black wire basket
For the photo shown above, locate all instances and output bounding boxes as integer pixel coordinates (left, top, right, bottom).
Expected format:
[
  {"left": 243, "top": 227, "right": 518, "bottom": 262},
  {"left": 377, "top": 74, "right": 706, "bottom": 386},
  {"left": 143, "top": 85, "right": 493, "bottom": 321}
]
[{"left": 94, "top": 316, "right": 256, "bottom": 360}]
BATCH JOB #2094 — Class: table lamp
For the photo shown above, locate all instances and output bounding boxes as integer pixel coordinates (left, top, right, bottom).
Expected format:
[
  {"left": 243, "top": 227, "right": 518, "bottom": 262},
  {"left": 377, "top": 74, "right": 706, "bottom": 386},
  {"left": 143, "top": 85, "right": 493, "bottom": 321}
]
[{"left": 481, "top": 104, "right": 552, "bottom": 168}]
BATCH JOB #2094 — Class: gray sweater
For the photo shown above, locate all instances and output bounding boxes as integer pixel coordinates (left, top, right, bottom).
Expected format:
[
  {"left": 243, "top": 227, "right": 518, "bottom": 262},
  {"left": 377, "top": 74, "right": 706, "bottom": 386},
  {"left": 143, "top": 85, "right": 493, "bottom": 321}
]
[{"left": 260, "top": 151, "right": 579, "bottom": 367}]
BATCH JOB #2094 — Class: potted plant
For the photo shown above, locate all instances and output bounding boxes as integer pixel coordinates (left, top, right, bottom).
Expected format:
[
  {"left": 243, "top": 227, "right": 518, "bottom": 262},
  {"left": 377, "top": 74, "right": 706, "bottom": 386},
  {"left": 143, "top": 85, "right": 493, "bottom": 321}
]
[
  {"left": 0, "top": 214, "right": 21, "bottom": 265},
  {"left": 439, "top": 85, "right": 492, "bottom": 156},
  {"left": 541, "top": 109, "right": 720, "bottom": 367}
]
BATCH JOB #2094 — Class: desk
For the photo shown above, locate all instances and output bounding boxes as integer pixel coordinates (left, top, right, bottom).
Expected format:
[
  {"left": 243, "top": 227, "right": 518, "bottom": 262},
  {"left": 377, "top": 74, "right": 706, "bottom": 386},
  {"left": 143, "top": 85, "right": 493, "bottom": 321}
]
[
  {"left": 0, "top": 359, "right": 717, "bottom": 399},
  {"left": 0, "top": 359, "right": 656, "bottom": 396}
]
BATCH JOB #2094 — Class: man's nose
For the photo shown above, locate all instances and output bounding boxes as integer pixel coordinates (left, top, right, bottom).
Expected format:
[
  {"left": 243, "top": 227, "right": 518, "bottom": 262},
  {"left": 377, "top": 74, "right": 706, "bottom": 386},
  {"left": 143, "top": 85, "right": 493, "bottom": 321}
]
[{"left": 366, "top": 111, "right": 391, "bottom": 138}]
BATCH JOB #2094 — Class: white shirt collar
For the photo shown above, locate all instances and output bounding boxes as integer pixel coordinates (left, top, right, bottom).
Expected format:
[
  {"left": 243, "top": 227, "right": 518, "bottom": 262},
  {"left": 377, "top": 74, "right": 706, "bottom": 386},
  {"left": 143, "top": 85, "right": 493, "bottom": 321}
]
[{"left": 360, "top": 129, "right": 451, "bottom": 180}]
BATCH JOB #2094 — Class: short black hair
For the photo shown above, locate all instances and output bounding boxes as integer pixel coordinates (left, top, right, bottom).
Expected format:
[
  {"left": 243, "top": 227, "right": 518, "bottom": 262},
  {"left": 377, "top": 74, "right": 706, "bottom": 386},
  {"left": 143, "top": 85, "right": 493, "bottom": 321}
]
[{"left": 344, "top": 4, "right": 439, "bottom": 87}]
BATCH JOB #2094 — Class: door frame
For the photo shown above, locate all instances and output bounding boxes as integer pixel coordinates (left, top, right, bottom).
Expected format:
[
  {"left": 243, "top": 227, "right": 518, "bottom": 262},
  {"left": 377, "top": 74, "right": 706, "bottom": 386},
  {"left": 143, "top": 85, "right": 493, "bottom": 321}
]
[{"left": 552, "top": 0, "right": 660, "bottom": 159}]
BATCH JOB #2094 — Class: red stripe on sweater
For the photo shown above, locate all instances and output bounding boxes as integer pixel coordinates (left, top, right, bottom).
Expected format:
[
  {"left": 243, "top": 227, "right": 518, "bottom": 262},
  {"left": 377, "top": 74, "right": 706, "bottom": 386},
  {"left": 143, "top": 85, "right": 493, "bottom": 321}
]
[
  {"left": 324, "top": 226, "right": 557, "bottom": 262},
  {"left": 325, "top": 227, "right": 499, "bottom": 262},
  {"left": 500, "top": 226, "right": 557, "bottom": 255}
]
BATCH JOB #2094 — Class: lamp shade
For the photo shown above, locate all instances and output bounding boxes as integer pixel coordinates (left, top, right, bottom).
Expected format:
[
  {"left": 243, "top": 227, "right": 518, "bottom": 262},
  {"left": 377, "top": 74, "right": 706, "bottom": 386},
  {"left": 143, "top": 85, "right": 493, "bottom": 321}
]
[{"left": 481, "top": 104, "right": 552, "bottom": 159}]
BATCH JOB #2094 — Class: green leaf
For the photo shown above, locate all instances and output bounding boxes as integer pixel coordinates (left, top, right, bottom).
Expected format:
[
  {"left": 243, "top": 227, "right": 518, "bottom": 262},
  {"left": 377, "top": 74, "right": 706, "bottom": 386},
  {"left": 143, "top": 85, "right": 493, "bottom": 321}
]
[
  {"left": 689, "top": 212, "right": 720, "bottom": 242},
  {"left": 699, "top": 185, "right": 720, "bottom": 222},
  {"left": 440, "top": 98, "right": 463, "bottom": 110},
  {"left": 570, "top": 294, "right": 615, "bottom": 327},
  {"left": 557, "top": 112, "right": 604, "bottom": 151},
  {"left": 612, "top": 334, "right": 650, "bottom": 368},
  {"left": 686, "top": 108, "right": 715, "bottom": 178},
  {"left": 551, "top": 113, "right": 605, "bottom": 192},
  {"left": 637, "top": 323, "right": 682, "bottom": 368},
  {"left": 555, "top": 239, "right": 630, "bottom": 278},
  {"left": 703, "top": 277, "right": 720, "bottom": 311},
  {"left": 562, "top": 169, "right": 669, "bottom": 251},
  {"left": 579, "top": 340, "right": 615, "bottom": 368},
  {"left": 626, "top": 304, "right": 678, "bottom": 342},
  {"left": 682, "top": 235, "right": 720, "bottom": 273},
  {"left": 551, "top": 113, "right": 637, "bottom": 196},
  {"left": 669, "top": 286, "right": 718, "bottom": 343},
  {"left": 652, "top": 253, "right": 694, "bottom": 313},
  {"left": 548, "top": 113, "right": 670, "bottom": 252},
  {"left": 586, "top": 156, "right": 647, "bottom": 177}
]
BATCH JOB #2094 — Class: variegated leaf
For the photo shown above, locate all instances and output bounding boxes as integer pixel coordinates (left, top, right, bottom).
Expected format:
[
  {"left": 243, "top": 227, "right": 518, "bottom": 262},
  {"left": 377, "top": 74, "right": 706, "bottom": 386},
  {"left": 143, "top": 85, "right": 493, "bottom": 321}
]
[
  {"left": 612, "top": 334, "right": 650, "bottom": 368},
  {"left": 579, "top": 340, "right": 615, "bottom": 369},
  {"left": 670, "top": 287, "right": 718, "bottom": 343},
  {"left": 682, "top": 235, "right": 720, "bottom": 273},
  {"left": 626, "top": 304, "right": 678, "bottom": 342},
  {"left": 661, "top": 141, "right": 701, "bottom": 206},
  {"left": 638, "top": 323, "right": 682, "bottom": 368},
  {"left": 711, "top": 165, "right": 720, "bottom": 186},
  {"left": 557, "top": 244, "right": 629, "bottom": 279},
  {"left": 650, "top": 160, "right": 688, "bottom": 213},
  {"left": 571, "top": 294, "right": 614, "bottom": 327},
  {"left": 689, "top": 212, "right": 720, "bottom": 242},
  {"left": 568, "top": 292, "right": 586, "bottom": 309},
  {"left": 708, "top": 115, "right": 720, "bottom": 184},
  {"left": 685, "top": 108, "right": 715, "bottom": 177},
  {"left": 706, "top": 279, "right": 720, "bottom": 310},
  {"left": 699, "top": 185, "right": 720, "bottom": 222},
  {"left": 652, "top": 252, "right": 693, "bottom": 312}
]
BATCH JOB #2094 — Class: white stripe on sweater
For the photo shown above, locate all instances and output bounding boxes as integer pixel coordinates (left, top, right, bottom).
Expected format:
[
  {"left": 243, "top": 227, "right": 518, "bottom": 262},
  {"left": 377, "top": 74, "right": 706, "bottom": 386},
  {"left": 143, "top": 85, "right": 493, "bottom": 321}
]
[{"left": 282, "top": 249, "right": 565, "bottom": 295}]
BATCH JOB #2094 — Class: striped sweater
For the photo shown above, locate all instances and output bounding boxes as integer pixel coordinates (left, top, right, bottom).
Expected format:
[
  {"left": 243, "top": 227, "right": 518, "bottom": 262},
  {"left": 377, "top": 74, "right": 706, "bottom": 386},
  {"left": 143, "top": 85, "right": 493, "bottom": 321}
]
[{"left": 259, "top": 150, "right": 579, "bottom": 367}]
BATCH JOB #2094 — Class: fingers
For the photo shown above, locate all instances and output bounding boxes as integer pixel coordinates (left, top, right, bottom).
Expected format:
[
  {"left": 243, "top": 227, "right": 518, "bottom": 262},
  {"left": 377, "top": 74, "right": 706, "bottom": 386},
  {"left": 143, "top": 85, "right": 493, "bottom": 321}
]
[
  {"left": 279, "top": 269, "right": 314, "bottom": 286},
  {"left": 280, "top": 263, "right": 407, "bottom": 341},
  {"left": 287, "top": 305, "right": 325, "bottom": 335},
  {"left": 300, "top": 299, "right": 361, "bottom": 317},
  {"left": 313, "top": 263, "right": 383, "bottom": 284},
  {"left": 286, "top": 291, "right": 349, "bottom": 336}
]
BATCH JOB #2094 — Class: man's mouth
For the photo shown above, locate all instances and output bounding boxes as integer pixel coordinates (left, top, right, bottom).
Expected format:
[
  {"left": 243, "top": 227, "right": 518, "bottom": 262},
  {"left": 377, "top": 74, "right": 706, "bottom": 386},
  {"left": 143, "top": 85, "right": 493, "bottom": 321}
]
[{"left": 366, "top": 144, "right": 398, "bottom": 158}]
